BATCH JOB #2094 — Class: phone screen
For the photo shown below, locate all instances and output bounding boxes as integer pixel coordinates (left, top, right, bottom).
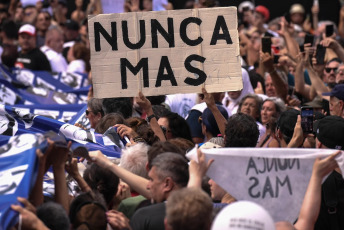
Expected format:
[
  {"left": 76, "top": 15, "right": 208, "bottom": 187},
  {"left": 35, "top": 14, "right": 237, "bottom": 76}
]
[
  {"left": 315, "top": 44, "right": 326, "bottom": 65},
  {"left": 301, "top": 107, "right": 314, "bottom": 134},
  {"left": 326, "top": 24, "right": 334, "bottom": 37},
  {"left": 262, "top": 37, "right": 272, "bottom": 54},
  {"left": 304, "top": 34, "right": 314, "bottom": 46}
]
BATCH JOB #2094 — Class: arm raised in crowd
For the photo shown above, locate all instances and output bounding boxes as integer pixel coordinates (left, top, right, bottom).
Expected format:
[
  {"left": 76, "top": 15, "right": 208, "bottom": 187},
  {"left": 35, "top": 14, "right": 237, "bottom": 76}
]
[
  {"left": 65, "top": 158, "right": 91, "bottom": 193},
  {"left": 261, "top": 52, "right": 288, "bottom": 102},
  {"left": 321, "top": 38, "right": 344, "bottom": 63},
  {"left": 294, "top": 54, "right": 311, "bottom": 101},
  {"left": 136, "top": 91, "right": 166, "bottom": 142},
  {"left": 202, "top": 87, "right": 227, "bottom": 136},
  {"left": 294, "top": 151, "right": 340, "bottom": 230},
  {"left": 304, "top": 50, "right": 330, "bottom": 99},
  {"left": 51, "top": 141, "right": 72, "bottom": 214},
  {"left": 187, "top": 148, "right": 214, "bottom": 188},
  {"left": 338, "top": 6, "right": 344, "bottom": 39},
  {"left": 89, "top": 150, "right": 151, "bottom": 199},
  {"left": 11, "top": 198, "right": 49, "bottom": 230},
  {"left": 278, "top": 18, "right": 300, "bottom": 59}
]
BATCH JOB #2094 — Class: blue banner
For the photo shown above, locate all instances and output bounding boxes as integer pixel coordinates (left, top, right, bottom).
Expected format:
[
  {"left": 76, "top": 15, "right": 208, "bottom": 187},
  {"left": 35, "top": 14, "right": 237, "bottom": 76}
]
[{"left": 0, "top": 133, "right": 46, "bottom": 230}]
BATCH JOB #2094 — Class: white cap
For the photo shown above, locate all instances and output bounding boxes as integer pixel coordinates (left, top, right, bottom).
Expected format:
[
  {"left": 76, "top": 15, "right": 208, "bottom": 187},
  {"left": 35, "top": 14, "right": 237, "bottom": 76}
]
[
  {"left": 211, "top": 201, "right": 276, "bottom": 230},
  {"left": 19, "top": 24, "right": 36, "bottom": 36},
  {"left": 238, "top": 1, "right": 255, "bottom": 13}
]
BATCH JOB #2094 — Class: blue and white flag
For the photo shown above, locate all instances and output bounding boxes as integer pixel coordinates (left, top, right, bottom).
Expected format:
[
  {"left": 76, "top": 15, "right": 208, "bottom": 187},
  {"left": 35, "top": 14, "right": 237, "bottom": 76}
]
[{"left": 0, "top": 133, "right": 46, "bottom": 230}]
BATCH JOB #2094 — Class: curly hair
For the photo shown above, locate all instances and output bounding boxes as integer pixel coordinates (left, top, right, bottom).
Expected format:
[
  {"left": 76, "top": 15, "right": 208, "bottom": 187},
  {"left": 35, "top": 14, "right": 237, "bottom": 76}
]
[{"left": 225, "top": 113, "right": 259, "bottom": 147}]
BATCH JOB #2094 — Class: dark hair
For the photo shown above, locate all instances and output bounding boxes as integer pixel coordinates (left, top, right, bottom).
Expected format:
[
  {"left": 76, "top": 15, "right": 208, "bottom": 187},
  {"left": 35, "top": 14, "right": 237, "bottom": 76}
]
[
  {"left": 151, "top": 152, "right": 189, "bottom": 188},
  {"left": 69, "top": 191, "right": 107, "bottom": 230},
  {"left": 136, "top": 123, "right": 160, "bottom": 145},
  {"left": 225, "top": 113, "right": 259, "bottom": 147},
  {"left": 147, "top": 141, "right": 184, "bottom": 169},
  {"left": 95, "top": 113, "right": 124, "bottom": 134},
  {"left": 83, "top": 163, "right": 120, "bottom": 206},
  {"left": 162, "top": 112, "right": 192, "bottom": 141},
  {"left": 102, "top": 97, "right": 132, "bottom": 119},
  {"left": 36, "top": 202, "right": 70, "bottom": 230}
]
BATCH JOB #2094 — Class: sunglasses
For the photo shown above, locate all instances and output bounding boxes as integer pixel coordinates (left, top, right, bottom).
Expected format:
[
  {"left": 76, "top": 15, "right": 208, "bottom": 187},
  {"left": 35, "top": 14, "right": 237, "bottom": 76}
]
[
  {"left": 85, "top": 110, "right": 92, "bottom": 116},
  {"left": 325, "top": 67, "right": 338, "bottom": 73}
]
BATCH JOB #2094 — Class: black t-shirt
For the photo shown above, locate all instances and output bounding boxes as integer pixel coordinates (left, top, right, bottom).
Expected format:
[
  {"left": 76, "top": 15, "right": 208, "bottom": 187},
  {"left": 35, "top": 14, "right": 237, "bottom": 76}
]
[
  {"left": 16, "top": 48, "right": 51, "bottom": 71},
  {"left": 315, "top": 170, "right": 344, "bottom": 230},
  {"left": 130, "top": 202, "right": 165, "bottom": 230}
]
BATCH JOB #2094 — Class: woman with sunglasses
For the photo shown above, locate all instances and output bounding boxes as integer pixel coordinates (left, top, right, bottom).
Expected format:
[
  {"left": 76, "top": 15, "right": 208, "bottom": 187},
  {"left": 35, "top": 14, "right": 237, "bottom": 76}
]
[{"left": 85, "top": 98, "right": 104, "bottom": 129}]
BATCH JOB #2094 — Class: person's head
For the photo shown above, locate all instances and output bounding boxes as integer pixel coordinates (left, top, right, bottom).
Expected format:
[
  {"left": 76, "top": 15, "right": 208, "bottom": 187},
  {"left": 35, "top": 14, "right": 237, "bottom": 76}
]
[
  {"left": 23, "top": 5, "right": 38, "bottom": 24},
  {"left": 45, "top": 27, "right": 64, "bottom": 53},
  {"left": 69, "top": 191, "right": 107, "bottom": 230},
  {"left": 36, "top": 11, "right": 51, "bottom": 33},
  {"left": 276, "top": 109, "right": 300, "bottom": 145},
  {"left": 201, "top": 106, "right": 229, "bottom": 137},
  {"left": 68, "top": 42, "right": 91, "bottom": 72},
  {"left": 165, "top": 188, "right": 213, "bottom": 230},
  {"left": 238, "top": 94, "right": 263, "bottom": 121},
  {"left": 36, "top": 202, "right": 70, "bottom": 230},
  {"left": 225, "top": 113, "right": 259, "bottom": 147},
  {"left": 315, "top": 115, "right": 344, "bottom": 150},
  {"left": 147, "top": 152, "right": 189, "bottom": 203},
  {"left": 147, "top": 141, "right": 184, "bottom": 169},
  {"left": 83, "top": 163, "right": 120, "bottom": 206},
  {"left": 86, "top": 98, "right": 104, "bottom": 129},
  {"left": 18, "top": 24, "right": 36, "bottom": 53},
  {"left": 323, "top": 84, "right": 344, "bottom": 117},
  {"left": 289, "top": 4, "right": 305, "bottom": 25},
  {"left": 324, "top": 59, "right": 341, "bottom": 84},
  {"left": 102, "top": 97, "right": 133, "bottom": 119},
  {"left": 336, "top": 64, "right": 344, "bottom": 83},
  {"left": 261, "top": 97, "right": 286, "bottom": 125},
  {"left": 64, "top": 19, "right": 80, "bottom": 42},
  {"left": 158, "top": 112, "right": 192, "bottom": 141},
  {"left": 120, "top": 142, "right": 150, "bottom": 179},
  {"left": 211, "top": 201, "right": 275, "bottom": 230},
  {"left": 254, "top": 5, "right": 269, "bottom": 25},
  {"left": 264, "top": 74, "right": 277, "bottom": 97},
  {"left": 208, "top": 179, "right": 227, "bottom": 201},
  {"left": 95, "top": 113, "right": 124, "bottom": 133}
]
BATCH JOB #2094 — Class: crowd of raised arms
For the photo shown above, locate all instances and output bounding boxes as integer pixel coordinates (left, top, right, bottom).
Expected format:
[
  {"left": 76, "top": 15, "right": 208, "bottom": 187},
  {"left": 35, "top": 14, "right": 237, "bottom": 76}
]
[{"left": 1, "top": 0, "right": 344, "bottom": 229}]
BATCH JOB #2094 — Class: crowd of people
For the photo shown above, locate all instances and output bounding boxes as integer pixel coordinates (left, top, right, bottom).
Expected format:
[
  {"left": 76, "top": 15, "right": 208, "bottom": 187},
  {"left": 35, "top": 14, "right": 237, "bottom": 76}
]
[{"left": 1, "top": 0, "right": 344, "bottom": 229}]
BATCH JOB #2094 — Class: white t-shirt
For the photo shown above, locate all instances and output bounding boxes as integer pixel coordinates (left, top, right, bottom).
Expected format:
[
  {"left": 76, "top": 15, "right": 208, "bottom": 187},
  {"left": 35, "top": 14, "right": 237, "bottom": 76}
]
[
  {"left": 67, "top": 59, "right": 85, "bottom": 73},
  {"left": 40, "top": 46, "right": 68, "bottom": 73}
]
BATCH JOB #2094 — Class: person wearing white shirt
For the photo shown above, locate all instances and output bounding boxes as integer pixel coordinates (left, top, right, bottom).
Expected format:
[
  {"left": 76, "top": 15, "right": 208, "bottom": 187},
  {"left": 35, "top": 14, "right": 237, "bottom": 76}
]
[{"left": 40, "top": 27, "right": 68, "bottom": 73}]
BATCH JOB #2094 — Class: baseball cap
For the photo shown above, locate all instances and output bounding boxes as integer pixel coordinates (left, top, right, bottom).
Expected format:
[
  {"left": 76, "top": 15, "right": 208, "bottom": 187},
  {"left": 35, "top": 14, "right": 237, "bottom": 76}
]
[
  {"left": 322, "top": 84, "right": 344, "bottom": 101},
  {"left": 290, "top": 4, "right": 305, "bottom": 14},
  {"left": 18, "top": 24, "right": 36, "bottom": 36},
  {"left": 201, "top": 106, "right": 228, "bottom": 137},
  {"left": 277, "top": 109, "right": 300, "bottom": 139},
  {"left": 211, "top": 201, "right": 275, "bottom": 230},
  {"left": 65, "top": 19, "right": 80, "bottom": 31},
  {"left": 316, "top": 116, "right": 344, "bottom": 150},
  {"left": 255, "top": 5, "right": 270, "bottom": 22}
]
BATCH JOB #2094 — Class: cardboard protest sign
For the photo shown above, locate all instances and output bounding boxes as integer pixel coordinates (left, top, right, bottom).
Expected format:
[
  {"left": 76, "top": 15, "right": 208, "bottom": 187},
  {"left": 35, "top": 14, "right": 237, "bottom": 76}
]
[
  {"left": 186, "top": 148, "right": 344, "bottom": 222},
  {"left": 88, "top": 7, "right": 242, "bottom": 98}
]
